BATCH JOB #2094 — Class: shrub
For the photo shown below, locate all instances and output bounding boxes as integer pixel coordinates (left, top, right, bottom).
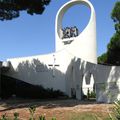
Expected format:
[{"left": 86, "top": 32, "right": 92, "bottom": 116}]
[
  {"left": 87, "top": 89, "right": 96, "bottom": 99},
  {"left": 51, "top": 117, "right": 56, "bottom": 120},
  {"left": 39, "top": 115, "right": 46, "bottom": 120},
  {"left": 13, "top": 112, "right": 19, "bottom": 120},
  {"left": 0, "top": 108, "right": 56, "bottom": 120},
  {"left": 90, "top": 91, "right": 96, "bottom": 98},
  {"left": 0, "top": 113, "right": 9, "bottom": 120},
  {"left": 1, "top": 75, "right": 67, "bottom": 99},
  {"left": 112, "top": 100, "right": 120, "bottom": 120},
  {"left": 29, "top": 106, "right": 36, "bottom": 120}
]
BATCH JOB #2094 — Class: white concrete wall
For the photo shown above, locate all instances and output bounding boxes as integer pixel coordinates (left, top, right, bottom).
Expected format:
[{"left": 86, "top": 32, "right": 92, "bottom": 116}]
[
  {"left": 55, "top": 0, "right": 97, "bottom": 64},
  {"left": 96, "top": 64, "right": 120, "bottom": 103},
  {"left": 76, "top": 61, "right": 120, "bottom": 103},
  {"left": 65, "top": 59, "right": 120, "bottom": 103},
  {"left": 5, "top": 50, "right": 73, "bottom": 93}
]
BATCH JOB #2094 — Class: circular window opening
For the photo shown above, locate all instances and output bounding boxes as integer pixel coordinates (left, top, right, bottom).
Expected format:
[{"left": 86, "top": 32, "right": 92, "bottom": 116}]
[{"left": 61, "top": 4, "right": 90, "bottom": 40}]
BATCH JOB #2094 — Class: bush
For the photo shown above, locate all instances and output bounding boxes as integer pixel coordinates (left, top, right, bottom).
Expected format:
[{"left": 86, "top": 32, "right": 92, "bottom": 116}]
[
  {"left": 111, "top": 100, "right": 120, "bottom": 120},
  {"left": 13, "top": 112, "right": 19, "bottom": 120},
  {"left": 87, "top": 89, "right": 96, "bottom": 100},
  {"left": 29, "top": 106, "right": 36, "bottom": 120},
  {"left": 0, "top": 113, "right": 8, "bottom": 120},
  {"left": 90, "top": 91, "right": 96, "bottom": 98},
  {"left": 1, "top": 75, "right": 67, "bottom": 99}
]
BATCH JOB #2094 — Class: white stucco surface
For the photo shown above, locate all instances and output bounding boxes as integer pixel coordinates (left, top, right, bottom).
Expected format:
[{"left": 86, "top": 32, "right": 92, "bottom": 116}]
[
  {"left": 6, "top": 50, "right": 73, "bottom": 93},
  {"left": 55, "top": 0, "right": 97, "bottom": 64}
]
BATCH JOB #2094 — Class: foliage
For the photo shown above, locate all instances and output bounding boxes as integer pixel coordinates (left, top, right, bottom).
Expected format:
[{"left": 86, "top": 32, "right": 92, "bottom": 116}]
[
  {"left": 0, "top": 113, "right": 8, "bottom": 120},
  {"left": 51, "top": 117, "right": 56, "bottom": 120},
  {"left": 0, "top": 106, "right": 56, "bottom": 120},
  {"left": 97, "top": 53, "right": 107, "bottom": 64},
  {"left": 87, "top": 88, "right": 90, "bottom": 99},
  {"left": 29, "top": 106, "right": 36, "bottom": 120},
  {"left": 109, "top": 100, "right": 120, "bottom": 120},
  {"left": 0, "top": 108, "right": 111, "bottom": 120},
  {"left": 1, "top": 75, "right": 66, "bottom": 99},
  {"left": 98, "top": 1, "right": 120, "bottom": 66},
  {"left": 90, "top": 91, "right": 96, "bottom": 98},
  {"left": 39, "top": 116, "right": 46, "bottom": 120},
  {"left": 111, "top": 1, "right": 120, "bottom": 33},
  {"left": 87, "top": 89, "right": 96, "bottom": 99},
  {"left": 107, "top": 32, "right": 120, "bottom": 66},
  {"left": 0, "top": 0, "right": 51, "bottom": 21},
  {"left": 13, "top": 112, "right": 19, "bottom": 120},
  {"left": 114, "top": 100, "right": 120, "bottom": 119},
  {"left": 16, "top": 85, "right": 66, "bottom": 99}
]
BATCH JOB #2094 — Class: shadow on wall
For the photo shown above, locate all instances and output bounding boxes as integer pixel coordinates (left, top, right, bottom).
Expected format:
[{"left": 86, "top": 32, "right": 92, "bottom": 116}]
[
  {"left": 14, "top": 59, "right": 64, "bottom": 87},
  {"left": 106, "top": 66, "right": 120, "bottom": 102},
  {"left": 65, "top": 57, "right": 120, "bottom": 103},
  {"left": 65, "top": 58, "right": 75, "bottom": 97},
  {"left": 1, "top": 59, "right": 66, "bottom": 99},
  {"left": 78, "top": 60, "right": 97, "bottom": 100},
  {"left": 78, "top": 61, "right": 120, "bottom": 103},
  {"left": 17, "top": 59, "right": 52, "bottom": 84},
  {"left": 95, "top": 64, "right": 120, "bottom": 103},
  {"left": 2, "top": 57, "right": 120, "bottom": 103},
  {"left": 65, "top": 58, "right": 96, "bottom": 100}
]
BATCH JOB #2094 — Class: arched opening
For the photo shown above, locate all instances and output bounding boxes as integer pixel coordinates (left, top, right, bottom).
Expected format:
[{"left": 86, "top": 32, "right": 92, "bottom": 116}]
[
  {"left": 59, "top": 4, "right": 90, "bottom": 43},
  {"left": 62, "top": 4, "right": 90, "bottom": 35},
  {"left": 82, "top": 73, "right": 96, "bottom": 101}
]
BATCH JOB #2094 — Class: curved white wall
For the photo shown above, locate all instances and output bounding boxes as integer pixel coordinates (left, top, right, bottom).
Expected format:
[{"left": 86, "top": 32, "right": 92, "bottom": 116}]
[
  {"left": 5, "top": 50, "right": 74, "bottom": 93},
  {"left": 55, "top": 0, "right": 97, "bottom": 64}
]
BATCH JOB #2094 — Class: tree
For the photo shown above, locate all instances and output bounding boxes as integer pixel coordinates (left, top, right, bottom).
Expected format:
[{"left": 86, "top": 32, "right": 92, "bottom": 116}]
[
  {"left": 111, "top": 1, "right": 120, "bottom": 33},
  {"left": 98, "top": 1, "right": 120, "bottom": 66},
  {"left": 107, "top": 32, "right": 120, "bottom": 65},
  {"left": 97, "top": 53, "right": 107, "bottom": 65},
  {"left": 0, "top": 0, "right": 51, "bottom": 21}
]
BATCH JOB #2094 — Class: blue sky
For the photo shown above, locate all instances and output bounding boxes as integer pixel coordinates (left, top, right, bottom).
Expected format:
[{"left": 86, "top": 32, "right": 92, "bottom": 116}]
[{"left": 0, "top": 0, "right": 118, "bottom": 61}]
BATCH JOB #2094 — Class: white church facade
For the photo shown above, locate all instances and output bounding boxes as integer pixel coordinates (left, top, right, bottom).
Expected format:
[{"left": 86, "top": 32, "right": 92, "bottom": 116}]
[{"left": 1, "top": 0, "right": 120, "bottom": 103}]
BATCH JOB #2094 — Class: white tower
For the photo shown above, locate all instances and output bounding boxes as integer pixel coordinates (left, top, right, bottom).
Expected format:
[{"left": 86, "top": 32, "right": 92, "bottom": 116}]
[{"left": 55, "top": 0, "right": 97, "bottom": 64}]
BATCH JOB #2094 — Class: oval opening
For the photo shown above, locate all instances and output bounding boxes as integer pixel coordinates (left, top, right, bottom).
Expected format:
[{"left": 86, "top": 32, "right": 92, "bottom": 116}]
[{"left": 62, "top": 4, "right": 90, "bottom": 38}]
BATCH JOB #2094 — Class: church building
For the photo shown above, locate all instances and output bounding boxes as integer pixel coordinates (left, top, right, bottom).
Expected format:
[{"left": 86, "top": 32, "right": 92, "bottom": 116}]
[{"left": 0, "top": 0, "right": 120, "bottom": 103}]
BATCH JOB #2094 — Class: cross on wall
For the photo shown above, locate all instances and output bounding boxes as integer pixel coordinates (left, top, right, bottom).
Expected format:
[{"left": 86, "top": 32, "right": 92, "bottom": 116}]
[{"left": 48, "top": 55, "right": 60, "bottom": 77}]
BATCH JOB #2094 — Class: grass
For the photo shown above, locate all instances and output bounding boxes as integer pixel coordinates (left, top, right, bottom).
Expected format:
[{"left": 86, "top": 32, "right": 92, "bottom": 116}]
[{"left": 67, "top": 112, "right": 111, "bottom": 120}]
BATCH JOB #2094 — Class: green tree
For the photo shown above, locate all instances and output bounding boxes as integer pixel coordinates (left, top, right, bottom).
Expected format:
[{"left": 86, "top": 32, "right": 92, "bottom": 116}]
[
  {"left": 0, "top": 0, "right": 51, "bottom": 21},
  {"left": 98, "top": 1, "right": 120, "bottom": 66},
  {"left": 111, "top": 1, "right": 120, "bottom": 33},
  {"left": 97, "top": 53, "right": 107, "bottom": 65},
  {"left": 107, "top": 32, "right": 120, "bottom": 65}
]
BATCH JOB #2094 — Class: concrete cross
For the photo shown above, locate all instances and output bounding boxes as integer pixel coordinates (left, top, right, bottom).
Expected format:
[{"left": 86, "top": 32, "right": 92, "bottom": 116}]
[{"left": 48, "top": 55, "right": 60, "bottom": 77}]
